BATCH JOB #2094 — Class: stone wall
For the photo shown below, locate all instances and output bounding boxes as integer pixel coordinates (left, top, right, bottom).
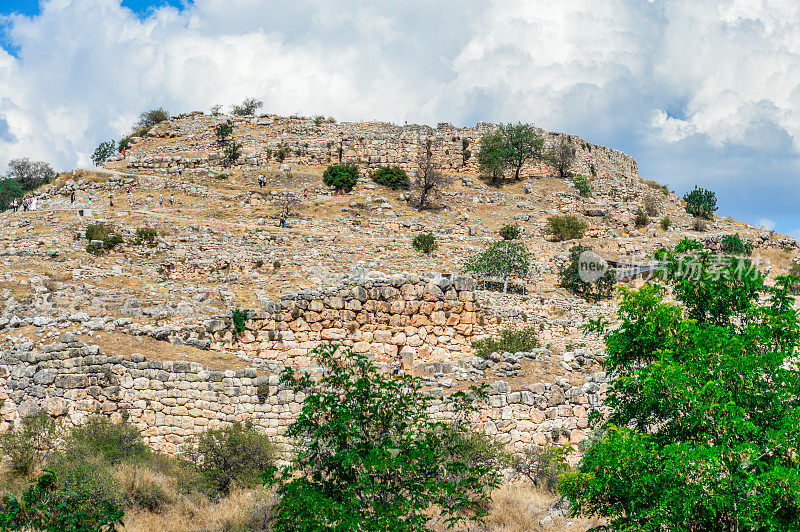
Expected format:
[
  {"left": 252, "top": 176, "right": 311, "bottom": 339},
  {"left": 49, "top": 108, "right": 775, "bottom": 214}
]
[
  {"left": 122, "top": 113, "right": 639, "bottom": 184},
  {"left": 0, "top": 336, "right": 606, "bottom": 454}
]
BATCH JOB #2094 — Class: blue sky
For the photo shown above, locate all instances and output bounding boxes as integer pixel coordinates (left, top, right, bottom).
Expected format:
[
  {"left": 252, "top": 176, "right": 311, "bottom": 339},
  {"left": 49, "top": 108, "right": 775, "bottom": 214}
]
[{"left": 0, "top": 0, "right": 799, "bottom": 238}]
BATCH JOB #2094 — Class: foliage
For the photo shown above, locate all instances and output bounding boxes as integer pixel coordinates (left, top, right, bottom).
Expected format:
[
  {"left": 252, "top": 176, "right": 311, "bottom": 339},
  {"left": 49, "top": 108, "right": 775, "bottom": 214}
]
[
  {"left": 498, "top": 224, "right": 520, "bottom": 240},
  {"left": 0, "top": 411, "right": 59, "bottom": 476},
  {"left": 0, "top": 470, "right": 124, "bottom": 532},
  {"left": 223, "top": 141, "right": 242, "bottom": 165},
  {"left": 5, "top": 158, "right": 56, "bottom": 189},
  {"left": 413, "top": 152, "right": 451, "bottom": 209},
  {"left": 265, "top": 344, "right": 502, "bottom": 531},
  {"left": 561, "top": 242, "right": 800, "bottom": 530},
  {"left": 85, "top": 223, "right": 124, "bottom": 251},
  {"left": 720, "top": 232, "right": 753, "bottom": 255},
  {"left": 659, "top": 216, "right": 671, "bottom": 230},
  {"left": 215, "top": 122, "right": 233, "bottom": 143},
  {"left": 0, "top": 179, "right": 24, "bottom": 211},
  {"left": 633, "top": 208, "right": 649, "bottom": 228},
  {"left": 371, "top": 166, "right": 409, "bottom": 190},
  {"left": 558, "top": 245, "right": 616, "bottom": 301},
  {"left": 790, "top": 263, "right": 800, "bottom": 295},
  {"left": 643, "top": 193, "right": 660, "bottom": 216},
  {"left": 92, "top": 141, "right": 116, "bottom": 166},
  {"left": 477, "top": 123, "right": 545, "bottom": 182},
  {"left": 547, "top": 138, "right": 576, "bottom": 177},
  {"left": 256, "top": 382, "right": 270, "bottom": 404},
  {"left": 513, "top": 444, "right": 571, "bottom": 492},
  {"left": 471, "top": 327, "right": 540, "bottom": 358},
  {"left": 412, "top": 233, "right": 437, "bottom": 254},
  {"left": 231, "top": 308, "right": 249, "bottom": 337},
  {"left": 572, "top": 174, "right": 591, "bottom": 197},
  {"left": 117, "top": 136, "right": 131, "bottom": 153},
  {"left": 323, "top": 163, "right": 359, "bottom": 193},
  {"left": 134, "top": 226, "right": 157, "bottom": 246},
  {"left": 231, "top": 98, "right": 263, "bottom": 116},
  {"left": 683, "top": 185, "right": 718, "bottom": 219},
  {"left": 64, "top": 417, "right": 150, "bottom": 465},
  {"left": 136, "top": 107, "right": 169, "bottom": 129},
  {"left": 184, "top": 422, "right": 276, "bottom": 496},
  {"left": 463, "top": 240, "right": 532, "bottom": 293},
  {"left": 545, "top": 214, "right": 588, "bottom": 242},
  {"left": 45, "top": 455, "right": 124, "bottom": 525},
  {"left": 313, "top": 115, "right": 325, "bottom": 127}
]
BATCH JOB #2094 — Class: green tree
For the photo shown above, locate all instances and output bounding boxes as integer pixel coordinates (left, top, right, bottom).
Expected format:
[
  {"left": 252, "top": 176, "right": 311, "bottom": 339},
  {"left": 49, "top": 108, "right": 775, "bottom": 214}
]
[
  {"left": 266, "top": 344, "right": 501, "bottom": 531},
  {"left": 560, "top": 240, "right": 800, "bottom": 530},
  {"left": 464, "top": 240, "right": 531, "bottom": 293},
  {"left": 215, "top": 122, "right": 233, "bottom": 143},
  {"left": 477, "top": 123, "right": 544, "bottom": 182},
  {"left": 476, "top": 131, "right": 507, "bottom": 186},
  {"left": 547, "top": 138, "right": 576, "bottom": 178},
  {"left": 0, "top": 180, "right": 24, "bottom": 211},
  {"left": 323, "top": 163, "right": 359, "bottom": 193},
  {"left": 223, "top": 141, "right": 242, "bottom": 166},
  {"left": 371, "top": 166, "right": 409, "bottom": 190},
  {"left": 720, "top": 233, "right": 753, "bottom": 255},
  {"left": 412, "top": 233, "right": 437, "bottom": 254},
  {"left": 231, "top": 98, "right": 263, "bottom": 116},
  {"left": 683, "top": 186, "right": 718, "bottom": 219},
  {"left": 92, "top": 141, "right": 116, "bottom": 166},
  {"left": 0, "top": 470, "right": 124, "bottom": 532},
  {"left": 5, "top": 158, "right": 56, "bottom": 189},
  {"left": 135, "top": 107, "right": 169, "bottom": 129},
  {"left": 558, "top": 244, "right": 616, "bottom": 301}
]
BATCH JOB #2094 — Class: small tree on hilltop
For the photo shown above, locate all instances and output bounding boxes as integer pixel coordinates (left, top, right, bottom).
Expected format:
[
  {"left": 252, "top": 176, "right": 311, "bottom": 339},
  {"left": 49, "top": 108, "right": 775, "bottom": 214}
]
[
  {"left": 547, "top": 138, "right": 576, "bottom": 177},
  {"left": 215, "top": 121, "right": 233, "bottom": 144},
  {"left": 231, "top": 97, "right": 263, "bottom": 116},
  {"left": 464, "top": 240, "right": 531, "bottom": 293},
  {"left": 5, "top": 158, "right": 56, "bottom": 189},
  {"left": 413, "top": 152, "right": 451, "bottom": 210},
  {"left": 477, "top": 131, "right": 508, "bottom": 186},
  {"left": 92, "top": 141, "right": 116, "bottom": 166},
  {"left": 265, "top": 343, "right": 502, "bottom": 531},
  {"left": 683, "top": 186, "right": 718, "bottom": 219},
  {"left": 323, "top": 163, "right": 359, "bottom": 193},
  {"left": 136, "top": 107, "right": 169, "bottom": 130},
  {"left": 561, "top": 241, "right": 800, "bottom": 530},
  {"left": 484, "top": 123, "right": 545, "bottom": 181}
]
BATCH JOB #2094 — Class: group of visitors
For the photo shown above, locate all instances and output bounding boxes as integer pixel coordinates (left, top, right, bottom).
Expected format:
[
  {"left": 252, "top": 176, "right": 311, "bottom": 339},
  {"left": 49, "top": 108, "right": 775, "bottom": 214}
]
[
  {"left": 10, "top": 195, "right": 37, "bottom": 212},
  {"left": 159, "top": 194, "right": 175, "bottom": 207}
]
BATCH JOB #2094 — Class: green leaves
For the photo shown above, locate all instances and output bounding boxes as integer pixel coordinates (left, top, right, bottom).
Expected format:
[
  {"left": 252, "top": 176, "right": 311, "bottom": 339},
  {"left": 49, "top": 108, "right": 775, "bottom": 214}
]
[
  {"left": 463, "top": 240, "right": 532, "bottom": 293},
  {"left": 323, "top": 163, "right": 359, "bottom": 193},
  {"left": 477, "top": 122, "right": 546, "bottom": 183},
  {"left": 267, "top": 344, "right": 502, "bottom": 531},
  {"left": 683, "top": 186, "right": 718, "bottom": 219}
]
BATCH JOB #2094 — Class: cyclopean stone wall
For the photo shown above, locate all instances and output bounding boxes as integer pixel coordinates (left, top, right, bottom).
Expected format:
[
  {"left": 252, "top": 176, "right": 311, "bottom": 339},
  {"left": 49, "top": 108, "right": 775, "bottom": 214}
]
[
  {"left": 0, "top": 336, "right": 607, "bottom": 454},
  {"left": 121, "top": 113, "right": 639, "bottom": 185}
]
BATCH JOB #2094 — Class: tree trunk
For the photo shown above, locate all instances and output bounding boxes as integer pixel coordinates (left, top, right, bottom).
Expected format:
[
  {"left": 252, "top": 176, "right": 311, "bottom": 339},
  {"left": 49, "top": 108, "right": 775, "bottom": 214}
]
[{"left": 514, "top": 165, "right": 521, "bottom": 181}]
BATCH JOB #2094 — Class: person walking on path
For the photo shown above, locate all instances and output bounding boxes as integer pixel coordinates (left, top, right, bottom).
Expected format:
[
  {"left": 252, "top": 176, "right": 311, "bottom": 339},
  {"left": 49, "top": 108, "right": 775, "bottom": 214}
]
[
  {"left": 11, "top": 198, "right": 17, "bottom": 212},
  {"left": 159, "top": 194, "right": 164, "bottom": 207},
  {"left": 109, "top": 193, "right": 114, "bottom": 208},
  {"left": 303, "top": 188, "right": 308, "bottom": 200},
  {"left": 169, "top": 194, "right": 174, "bottom": 207},
  {"left": 279, "top": 210, "right": 286, "bottom": 228},
  {"left": 70, "top": 191, "right": 76, "bottom": 205}
]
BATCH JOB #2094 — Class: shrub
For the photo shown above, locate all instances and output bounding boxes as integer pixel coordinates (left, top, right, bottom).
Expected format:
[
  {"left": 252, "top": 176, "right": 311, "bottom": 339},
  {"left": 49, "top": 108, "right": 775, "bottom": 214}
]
[
  {"left": 92, "top": 140, "right": 116, "bottom": 166},
  {"left": 0, "top": 411, "right": 58, "bottom": 475},
  {"left": 720, "top": 233, "right": 753, "bottom": 255},
  {"left": 789, "top": 263, "right": 800, "bottom": 295},
  {"left": 545, "top": 214, "right": 588, "bottom": 241},
  {"left": 136, "top": 107, "right": 169, "bottom": 129},
  {"left": 513, "top": 444, "right": 571, "bottom": 492},
  {"left": 231, "top": 98, "right": 263, "bottom": 116},
  {"left": 633, "top": 208, "right": 650, "bottom": 228},
  {"left": 184, "top": 422, "right": 276, "bottom": 496},
  {"left": 46, "top": 453, "right": 125, "bottom": 520},
  {"left": 5, "top": 158, "right": 56, "bottom": 190},
  {"left": 0, "top": 470, "right": 124, "bottom": 531},
  {"left": 464, "top": 240, "right": 532, "bottom": 293},
  {"left": 0, "top": 179, "right": 24, "bottom": 211},
  {"left": 231, "top": 308, "right": 249, "bottom": 337},
  {"left": 118, "top": 465, "right": 173, "bottom": 512},
  {"left": 274, "top": 146, "right": 290, "bottom": 162},
  {"left": 683, "top": 186, "right": 718, "bottom": 219},
  {"left": 572, "top": 174, "right": 591, "bottom": 197},
  {"left": 65, "top": 417, "right": 150, "bottom": 465},
  {"left": 499, "top": 224, "right": 521, "bottom": 240},
  {"left": 644, "top": 193, "right": 660, "bottom": 216},
  {"left": 223, "top": 141, "right": 242, "bottom": 165},
  {"left": 135, "top": 226, "right": 157, "bottom": 245},
  {"left": 660, "top": 216, "right": 672, "bottom": 230},
  {"left": 85, "top": 223, "right": 124, "bottom": 251},
  {"left": 371, "top": 166, "right": 409, "bottom": 190},
  {"left": 323, "top": 163, "right": 359, "bottom": 192},
  {"left": 558, "top": 245, "right": 616, "bottom": 301},
  {"left": 471, "top": 327, "right": 540, "bottom": 358},
  {"left": 215, "top": 122, "right": 233, "bottom": 143},
  {"left": 256, "top": 382, "right": 270, "bottom": 404},
  {"left": 412, "top": 232, "right": 437, "bottom": 254}
]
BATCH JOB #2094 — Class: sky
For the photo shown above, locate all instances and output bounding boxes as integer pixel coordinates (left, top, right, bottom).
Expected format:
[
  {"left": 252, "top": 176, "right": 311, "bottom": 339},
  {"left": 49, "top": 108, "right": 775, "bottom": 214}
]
[{"left": 0, "top": 0, "right": 799, "bottom": 236}]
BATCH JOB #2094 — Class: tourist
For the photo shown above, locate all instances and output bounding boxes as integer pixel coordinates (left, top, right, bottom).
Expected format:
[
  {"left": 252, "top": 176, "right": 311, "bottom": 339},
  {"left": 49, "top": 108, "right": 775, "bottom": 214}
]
[
  {"left": 303, "top": 188, "right": 308, "bottom": 200},
  {"left": 279, "top": 210, "right": 286, "bottom": 228},
  {"left": 70, "top": 191, "right": 76, "bottom": 205},
  {"left": 31, "top": 196, "right": 37, "bottom": 211},
  {"left": 11, "top": 198, "right": 18, "bottom": 212},
  {"left": 109, "top": 193, "right": 114, "bottom": 207},
  {"left": 22, "top": 197, "right": 28, "bottom": 212},
  {"left": 178, "top": 166, "right": 183, "bottom": 178},
  {"left": 159, "top": 194, "right": 164, "bottom": 207},
  {"left": 169, "top": 194, "right": 174, "bottom": 207}
]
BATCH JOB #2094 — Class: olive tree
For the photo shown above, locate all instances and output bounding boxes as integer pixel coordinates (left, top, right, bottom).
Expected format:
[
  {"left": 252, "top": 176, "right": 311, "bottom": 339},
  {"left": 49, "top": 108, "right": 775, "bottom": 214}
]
[
  {"left": 547, "top": 138, "right": 576, "bottom": 177},
  {"left": 477, "top": 123, "right": 545, "bottom": 182},
  {"left": 464, "top": 240, "right": 532, "bottom": 293}
]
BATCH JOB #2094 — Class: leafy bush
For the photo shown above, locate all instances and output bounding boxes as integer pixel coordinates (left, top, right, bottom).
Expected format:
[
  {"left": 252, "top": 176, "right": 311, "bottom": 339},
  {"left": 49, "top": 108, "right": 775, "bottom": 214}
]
[
  {"left": 471, "top": 327, "right": 540, "bottom": 358},
  {"left": 720, "top": 233, "right": 753, "bottom": 255},
  {"left": 412, "top": 232, "right": 437, "bottom": 254},
  {"left": 464, "top": 240, "right": 532, "bottom": 293},
  {"left": 265, "top": 344, "right": 501, "bottom": 530},
  {"left": 274, "top": 146, "right": 290, "bottom": 162},
  {"left": 231, "top": 98, "right": 263, "bottom": 116},
  {"left": 545, "top": 214, "right": 588, "bottom": 241},
  {"left": 64, "top": 417, "right": 150, "bottom": 465},
  {"left": 184, "top": 422, "right": 276, "bottom": 496},
  {"left": 256, "top": 382, "right": 270, "bottom": 404},
  {"left": 85, "top": 223, "right": 124, "bottom": 252},
  {"left": 660, "top": 216, "right": 672, "bottom": 230},
  {"left": 572, "top": 174, "right": 591, "bottom": 197},
  {"left": 135, "top": 226, "right": 157, "bottom": 245},
  {"left": 46, "top": 454, "right": 125, "bottom": 521},
  {"left": 558, "top": 245, "right": 616, "bottom": 301},
  {"left": 0, "top": 470, "right": 124, "bottom": 532},
  {"left": 231, "top": 308, "right": 249, "bottom": 337},
  {"left": 633, "top": 208, "right": 650, "bottom": 228},
  {"left": 136, "top": 108, "right": 169, "bottom": 129},
  {"left": 223, "top": 141, "right": 242, "bottom": 165},
  {"left": 0, "top": 179, "right": 24, "bottom": 211},
  {"left": 371, "top": 166, "right": 409, "bottom": 190},
  {"left": 513, "top": 444, "right": 571, "bottom": 492},
  {"left": 499, "top": 224, "right": 521, "bottom": 240},
  {"left": 92, "top": 140, "right": 116, "bottom": 166},
  {"left": 0, "top": 411, "right": 58, "bottom": 475},
  {"left": 215, "top": 122, "right": 233, "bottom": 143},
  {"left": 683, "top": 186, "right": 718, "bottom": 219},
  {"left": 322, "top": 163, "right": 359, "bottom": 192}
]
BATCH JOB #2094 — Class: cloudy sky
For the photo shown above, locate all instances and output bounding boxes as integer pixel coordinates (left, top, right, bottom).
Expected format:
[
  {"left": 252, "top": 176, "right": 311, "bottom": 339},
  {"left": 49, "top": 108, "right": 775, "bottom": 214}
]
[{"left": 1, "top": 0, "right": 799, "bottom": 235}]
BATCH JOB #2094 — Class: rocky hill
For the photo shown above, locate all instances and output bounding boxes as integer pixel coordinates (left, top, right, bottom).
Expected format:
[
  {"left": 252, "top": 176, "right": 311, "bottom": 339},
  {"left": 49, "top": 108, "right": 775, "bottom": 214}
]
[{"left": 1, "top": 112, "right": 798, "bottom": 456}]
